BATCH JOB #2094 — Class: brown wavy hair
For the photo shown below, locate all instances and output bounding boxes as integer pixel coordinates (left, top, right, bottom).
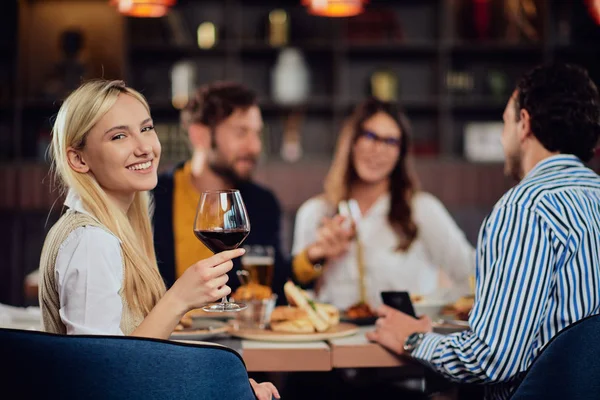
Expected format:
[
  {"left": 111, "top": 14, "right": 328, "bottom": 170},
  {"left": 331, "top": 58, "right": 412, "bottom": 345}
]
[
  {"left": 324, "top": 98, "right": 420, "bottom": 251},
  {"left": 180, "top": 81, "right": 257, "bottom": 132}
]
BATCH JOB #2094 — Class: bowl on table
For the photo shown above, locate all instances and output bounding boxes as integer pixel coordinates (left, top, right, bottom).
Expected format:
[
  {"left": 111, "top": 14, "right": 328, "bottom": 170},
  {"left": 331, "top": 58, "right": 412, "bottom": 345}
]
[
  {"left": 230, "top": 294, "right": 278, "bottom": 330},
  {"left": 413, "top": 299, "right": 448, "bottom": 320}
]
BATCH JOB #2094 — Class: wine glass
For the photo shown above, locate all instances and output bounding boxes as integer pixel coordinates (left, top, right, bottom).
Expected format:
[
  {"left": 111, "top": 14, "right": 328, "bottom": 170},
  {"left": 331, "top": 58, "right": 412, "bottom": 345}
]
[{"left": 194, "top": 189, "right": 250, "bottom": 312}]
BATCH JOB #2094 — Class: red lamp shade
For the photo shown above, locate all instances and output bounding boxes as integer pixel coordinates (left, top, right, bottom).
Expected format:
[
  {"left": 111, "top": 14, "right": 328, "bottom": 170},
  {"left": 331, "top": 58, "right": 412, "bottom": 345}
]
[
  {"left": 302, "top": 0, "right": 366, "bottom": 18},
  {"left": 588, "top": 0, "right": 600, "bottom": 24},
  {"left": 110, "top": 0, "right": 176, "bottom": 18}
]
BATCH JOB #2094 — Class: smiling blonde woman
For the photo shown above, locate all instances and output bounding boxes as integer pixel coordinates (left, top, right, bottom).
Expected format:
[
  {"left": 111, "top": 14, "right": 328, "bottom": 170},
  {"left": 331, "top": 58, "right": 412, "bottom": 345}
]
[{"left": 37, "top": 79, "right": 279, "bottom": 400}]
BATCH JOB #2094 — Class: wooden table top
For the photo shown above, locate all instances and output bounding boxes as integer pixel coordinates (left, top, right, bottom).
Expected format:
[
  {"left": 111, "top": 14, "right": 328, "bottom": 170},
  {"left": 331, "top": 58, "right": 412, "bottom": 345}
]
[{"left": 195, "top": 323, "right": 466, "bottom": 372}]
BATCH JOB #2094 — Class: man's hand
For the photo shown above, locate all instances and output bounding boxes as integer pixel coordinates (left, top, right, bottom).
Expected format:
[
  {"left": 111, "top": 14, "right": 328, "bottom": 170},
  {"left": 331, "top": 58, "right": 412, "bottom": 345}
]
[
  {"left": 249, "top": 378, "right": 280, "bottom": 400},
  {"left": 366, "top": 304, "right": 433, "bottom": 355}
]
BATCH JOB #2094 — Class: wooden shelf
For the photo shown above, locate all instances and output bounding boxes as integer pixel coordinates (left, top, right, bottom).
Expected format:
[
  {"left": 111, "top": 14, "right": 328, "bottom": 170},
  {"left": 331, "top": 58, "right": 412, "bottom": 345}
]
[
  {"left": 240, "top": 41, "right": 334, "bottom": 54},
  {"left": 344, "top": 41, "right": 438, "bottom": 56},
  {"left": 150, "top": 97, "right": 440, "bottom": 117},
  {"left": 147, "top": 98, "right": 340, "bottom": 116},
  {"left": 340, "top": 97, "right": 439, "bottom": 113},
  {"left": 129, "top": 43, "right": 230, "bottom": 57},
  {"left": 553, "top": 44, "right": 600, "bottom": 55},
  {"left": 259, "top": 97, "right": 336, "bottom": 113},
  {"left": 446, "top": 41, "right": 544, "bottom": 55},
  {"left": 447, "top": 97, "right": 507, "bottom": 113}
]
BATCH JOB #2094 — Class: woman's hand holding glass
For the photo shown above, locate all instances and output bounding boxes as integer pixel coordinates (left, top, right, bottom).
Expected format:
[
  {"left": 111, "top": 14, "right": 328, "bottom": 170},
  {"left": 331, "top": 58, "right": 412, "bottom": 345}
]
[{"left": 165, "top": 248, "right": 245, "bottom": 315}]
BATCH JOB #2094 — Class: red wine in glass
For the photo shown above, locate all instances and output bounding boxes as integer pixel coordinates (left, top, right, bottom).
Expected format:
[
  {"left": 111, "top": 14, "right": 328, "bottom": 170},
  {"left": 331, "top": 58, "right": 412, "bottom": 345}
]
[
  {"left": 194, "top": 190, "right": 251, "bottom": 312},
  {"left": 193, "top": 229, "right": 250, "bottom": 253}
]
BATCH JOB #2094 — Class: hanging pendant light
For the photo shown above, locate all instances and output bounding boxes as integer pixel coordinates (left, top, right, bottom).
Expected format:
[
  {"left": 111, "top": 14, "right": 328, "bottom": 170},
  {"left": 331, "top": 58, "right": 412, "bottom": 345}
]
[
  {"left": 111, "top": 0, "right": 176, "bottom": 18},
  {"left": 587, "top": 0, "right": 600, "bottom": 25},
  {"left": 302, "top": 0, "right": 366, "bottom": 18}
]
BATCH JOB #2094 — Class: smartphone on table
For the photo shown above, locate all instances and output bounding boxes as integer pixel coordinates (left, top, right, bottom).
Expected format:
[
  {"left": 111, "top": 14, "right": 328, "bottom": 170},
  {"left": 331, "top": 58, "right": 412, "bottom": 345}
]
[{"left": 380, "top": 291, "right": 416, "bottom": 318}]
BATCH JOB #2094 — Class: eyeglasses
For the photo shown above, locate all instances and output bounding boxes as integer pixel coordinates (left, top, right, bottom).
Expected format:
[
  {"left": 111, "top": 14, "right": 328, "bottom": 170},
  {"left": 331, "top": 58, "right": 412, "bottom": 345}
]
[{"left": 359, "top": 130, "right": 401, "bottom": 149}]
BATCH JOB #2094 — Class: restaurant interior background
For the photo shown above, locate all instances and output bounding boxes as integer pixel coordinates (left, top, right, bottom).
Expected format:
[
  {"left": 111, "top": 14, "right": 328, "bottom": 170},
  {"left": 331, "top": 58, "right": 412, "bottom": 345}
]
[{"left": 0, "top": 0, "right": 599, "bottom": 306}]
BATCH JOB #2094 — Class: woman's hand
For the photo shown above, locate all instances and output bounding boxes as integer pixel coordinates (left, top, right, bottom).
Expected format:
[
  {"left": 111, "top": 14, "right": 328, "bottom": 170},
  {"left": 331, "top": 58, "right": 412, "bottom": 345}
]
[
  {"left": 249, "top": 378, "right": 280, "bottom": 400},
  {"left": 165, "top": 248, "right": 245, "bottom": 315},
  {"left": 306, "top": 215, "right": 355, "bottom": 264}
]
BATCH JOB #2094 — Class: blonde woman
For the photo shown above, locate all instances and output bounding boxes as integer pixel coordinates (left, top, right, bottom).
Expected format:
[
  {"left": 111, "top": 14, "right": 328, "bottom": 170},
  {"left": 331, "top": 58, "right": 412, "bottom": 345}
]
[
  {"left": 38, "top": 80, "right": 278, "bottom": 400},
  {"left": 292, "top": 98, "right": 475, "bottom": 311}
]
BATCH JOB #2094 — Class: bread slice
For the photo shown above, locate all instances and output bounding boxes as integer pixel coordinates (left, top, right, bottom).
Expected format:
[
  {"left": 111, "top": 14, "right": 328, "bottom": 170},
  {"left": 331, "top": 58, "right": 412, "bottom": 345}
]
[
  {"left": 283, "top": 281, "right": 330, "bottom": 332},
  {"left": 270, "top": 318, "right": 315, "bottom": 333},
  {"left": 270, "top": 306, "right": 307, "bottom": 322},
  {"left": 315, "top": 303, "right": 340, "bottom": 326}
]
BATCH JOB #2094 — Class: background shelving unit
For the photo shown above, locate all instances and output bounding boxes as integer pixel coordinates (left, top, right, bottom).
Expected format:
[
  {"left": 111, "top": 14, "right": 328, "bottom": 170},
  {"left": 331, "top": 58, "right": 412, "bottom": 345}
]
[{"left": 1, "top": 0, "right": 599, "bottom": 305}]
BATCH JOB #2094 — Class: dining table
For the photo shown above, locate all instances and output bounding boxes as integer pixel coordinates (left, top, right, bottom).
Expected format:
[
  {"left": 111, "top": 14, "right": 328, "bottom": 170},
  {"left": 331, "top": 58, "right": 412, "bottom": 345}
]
[{"left": 172, "top": 323, "right": 465, "bottom": 373}]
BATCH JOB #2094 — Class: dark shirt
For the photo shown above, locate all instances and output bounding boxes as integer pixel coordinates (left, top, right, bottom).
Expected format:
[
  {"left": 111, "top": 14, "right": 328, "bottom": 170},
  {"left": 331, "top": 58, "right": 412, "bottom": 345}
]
[{"left": 152, "top": 163, "right": 292, "bottom": 305}]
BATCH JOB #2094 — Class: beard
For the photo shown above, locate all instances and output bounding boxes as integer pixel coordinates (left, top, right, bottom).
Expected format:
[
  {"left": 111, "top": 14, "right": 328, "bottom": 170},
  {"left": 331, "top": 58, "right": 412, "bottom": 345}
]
[
  {"left": 209, "top": 156, "right": 257, "bottom": 186},
  {"left": 504, "top": 149, "right": 524, "bottom": 181}
]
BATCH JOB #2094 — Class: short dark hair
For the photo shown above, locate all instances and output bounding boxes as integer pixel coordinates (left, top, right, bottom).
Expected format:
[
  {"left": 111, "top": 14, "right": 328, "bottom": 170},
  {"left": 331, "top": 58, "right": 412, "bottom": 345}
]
[
  {"left": 515, "top": 62, "right": 600, "bottom": 161},
  {"left": 180, "top": 82, "right": 257, "bottom": 131}
]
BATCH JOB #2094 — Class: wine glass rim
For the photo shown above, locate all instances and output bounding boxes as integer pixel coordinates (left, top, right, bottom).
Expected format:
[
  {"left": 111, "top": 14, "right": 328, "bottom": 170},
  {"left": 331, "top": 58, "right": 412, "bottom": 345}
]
[{"left": 201, "top": 189, "right": 240, "bottom": 194}]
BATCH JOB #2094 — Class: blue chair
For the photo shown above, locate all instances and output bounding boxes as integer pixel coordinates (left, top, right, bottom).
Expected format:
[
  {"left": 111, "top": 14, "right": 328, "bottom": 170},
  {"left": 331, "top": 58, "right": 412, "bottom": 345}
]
[
  {"left": 511, "top": 314, "right": 600, "bottom": 399},
  {"left": 0, "top": 328, "right": 257, "bottom": 400}
]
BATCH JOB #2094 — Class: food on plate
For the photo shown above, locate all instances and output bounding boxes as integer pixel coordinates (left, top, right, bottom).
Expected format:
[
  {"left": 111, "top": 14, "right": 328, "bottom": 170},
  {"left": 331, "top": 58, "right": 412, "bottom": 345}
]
[
  {"left": 410, "top": 294, "right": 424, "bottom": 303},
  {"left": 441, "top": 295, "right": 475, "bottom": 321},
  {"left": 271, "top": 303, "right": 339, "bottom": 326},
  {"left": 315, "top": 303, "right": 340, "bottom": 326},
  {"left": 269, "top": 281, "right": 340, "bottom": 333},
  {"left": 232, "top": 282, "right": 273, "bottom": 301},
  {"left": 345, "top": 302, "right": 376, "bottom": 319},
  {"left": 271, "top": 318, "right": 315, "bottom": 333},
  {"left": 174, "top": 323, "right": 185, "bottom": 331},
  {"left": 270, "top": 305, "right": 308, "bottom": 322},
  {"left": 175, "top": 307, "right": 204, "bottom": 331},
  {"left": 174, "top": 311, "right": 194, "bottom": 331}
]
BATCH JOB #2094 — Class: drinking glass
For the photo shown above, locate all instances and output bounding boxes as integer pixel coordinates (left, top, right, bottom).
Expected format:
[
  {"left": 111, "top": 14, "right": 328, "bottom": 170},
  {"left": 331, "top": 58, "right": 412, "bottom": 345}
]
[{"left": 194, "top": 189, "right": 250, "bottom": 312}]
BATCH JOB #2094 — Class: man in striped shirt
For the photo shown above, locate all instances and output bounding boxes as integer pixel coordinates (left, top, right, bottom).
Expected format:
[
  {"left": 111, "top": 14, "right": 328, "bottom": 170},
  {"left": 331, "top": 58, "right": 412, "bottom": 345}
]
[{"left": 367, "top": 62, "right": 600, "bottom": 399}]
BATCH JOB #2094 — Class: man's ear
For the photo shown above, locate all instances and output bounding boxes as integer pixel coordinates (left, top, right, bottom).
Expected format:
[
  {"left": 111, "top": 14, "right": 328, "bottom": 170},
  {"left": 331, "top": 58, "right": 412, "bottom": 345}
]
[
  {"left": 518, "top": 108, "right": 532, "bottom": 143},
  {"left": 188, "top": 123, "right": 211, "bottom": 150},
  {"left": 66, "top": 147, "right": 90, "bottom": 174}
]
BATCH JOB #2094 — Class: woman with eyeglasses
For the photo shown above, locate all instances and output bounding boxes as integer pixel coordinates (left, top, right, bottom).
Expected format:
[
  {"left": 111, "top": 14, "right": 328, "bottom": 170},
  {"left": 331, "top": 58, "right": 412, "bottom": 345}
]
[{"left": 291, "top": 97, "right": 475, "bottom": 313}]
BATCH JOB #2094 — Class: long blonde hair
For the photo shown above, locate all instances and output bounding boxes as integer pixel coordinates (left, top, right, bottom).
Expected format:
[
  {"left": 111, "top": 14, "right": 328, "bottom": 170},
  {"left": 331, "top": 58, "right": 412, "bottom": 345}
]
[{"left": 50, "top": 79, "right": 166, "bottom": 317}]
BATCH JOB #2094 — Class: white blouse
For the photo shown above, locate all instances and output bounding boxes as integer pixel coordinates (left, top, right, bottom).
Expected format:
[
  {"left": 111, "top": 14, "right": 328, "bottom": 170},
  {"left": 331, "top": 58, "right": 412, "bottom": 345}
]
[
  {"left": 292, "top": 192, "right": 475, "bottom": 310},
  {"left": 55, "top": 191, "right": 125, "bottom": 335}
]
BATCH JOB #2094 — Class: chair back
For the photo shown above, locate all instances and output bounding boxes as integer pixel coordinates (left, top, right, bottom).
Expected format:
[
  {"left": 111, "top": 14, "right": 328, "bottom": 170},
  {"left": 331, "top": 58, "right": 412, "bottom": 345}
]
[
  {"left": 511, "top": 314, "right": 600, "bottom": 399},
  {"left": 0, "top": 328, "right": 257, "bottom": 400}
]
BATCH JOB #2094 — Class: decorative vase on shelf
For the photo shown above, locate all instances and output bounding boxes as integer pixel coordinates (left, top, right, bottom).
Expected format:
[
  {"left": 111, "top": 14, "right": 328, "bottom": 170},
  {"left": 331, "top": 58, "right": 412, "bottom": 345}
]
[
  {"left": 42, "top": 29, "right": 88, "bottom": 100},
  {"left": 370, "top": 69, "right": 398, "bottom": 102},
  {"left": 197, "top": 22, "right": 217, "bottom": 49},
  {"left": 504, "top": 0, "right": 541, "bottom": 42},
  {"left": 446, "top": 70, "right": 475, "bottom": 98},
  {"left": 268, "top": 9, "right": 290, "bottom": 47},
  {"left": 280, "top": 111, "right": 304, "bottom": 163},
  {"left": 486, "top": 70, "right": 508, "bottom": 102},
  {"left": 271, "top": 48, "right": 310, "bottom": 106},
  {"left": 170, "top": 60, "right": 196, "bottom": 110}
]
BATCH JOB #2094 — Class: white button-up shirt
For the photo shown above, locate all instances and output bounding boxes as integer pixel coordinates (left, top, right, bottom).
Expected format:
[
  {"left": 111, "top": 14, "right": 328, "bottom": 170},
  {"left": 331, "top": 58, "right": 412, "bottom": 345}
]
[
  {"left": 54, "top": 191, "right": 125, "bottom": 335},
  {"left": 292, "top": 192, "right": 475, "bottom": 310}
]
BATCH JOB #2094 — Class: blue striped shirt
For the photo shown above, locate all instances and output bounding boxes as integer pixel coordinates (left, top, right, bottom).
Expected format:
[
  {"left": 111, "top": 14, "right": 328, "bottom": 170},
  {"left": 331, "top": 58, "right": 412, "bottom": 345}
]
[{"left": 412, "top": 155, "right": 600, "bottom": 399}]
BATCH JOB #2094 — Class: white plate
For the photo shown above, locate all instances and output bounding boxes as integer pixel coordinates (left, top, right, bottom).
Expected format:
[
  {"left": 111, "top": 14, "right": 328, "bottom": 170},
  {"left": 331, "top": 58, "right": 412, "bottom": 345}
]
[
  {"left": 413, "top": 301, "right": 448, "bottom": 320},
  {"left": 230, "top": 322, "right": 359, "bottom": 342},
  {"left": 170, "top": 319, "right": 229, "bottom": 341}
]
